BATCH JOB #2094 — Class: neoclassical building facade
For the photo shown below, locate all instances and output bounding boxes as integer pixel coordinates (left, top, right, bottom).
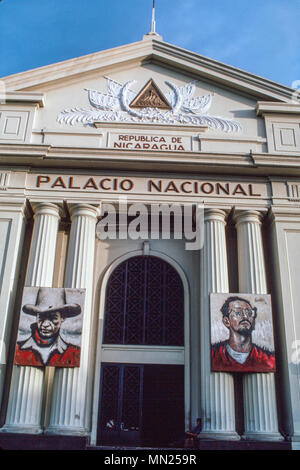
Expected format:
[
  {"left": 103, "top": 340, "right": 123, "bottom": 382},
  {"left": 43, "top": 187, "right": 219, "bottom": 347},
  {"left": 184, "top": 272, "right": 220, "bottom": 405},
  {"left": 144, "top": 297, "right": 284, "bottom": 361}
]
[{"left": 0, "top": 32, "right": 300, "bottom": 450}]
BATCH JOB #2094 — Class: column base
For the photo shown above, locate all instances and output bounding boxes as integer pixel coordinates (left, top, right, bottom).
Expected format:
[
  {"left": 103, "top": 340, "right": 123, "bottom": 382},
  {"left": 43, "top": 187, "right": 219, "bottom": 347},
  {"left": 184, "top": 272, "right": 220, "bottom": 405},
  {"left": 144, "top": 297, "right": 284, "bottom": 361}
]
[
  {"left": 242, "top": 431, "right": 284, "bottom": 442},
  {"left": 0, "top": 424, "right": 43, "bottom": 434},
  {"left": 291, "top": 433, "right": 300, "bottom": 450},
  {"left": 45, "top": 426, "right": 88, "bottom": 437},
  {"left": 0, "top": 433, "right": 88, "bottom": 450},
  {"left": 200, "top": 431, "right": 240, "bottom": 441}
]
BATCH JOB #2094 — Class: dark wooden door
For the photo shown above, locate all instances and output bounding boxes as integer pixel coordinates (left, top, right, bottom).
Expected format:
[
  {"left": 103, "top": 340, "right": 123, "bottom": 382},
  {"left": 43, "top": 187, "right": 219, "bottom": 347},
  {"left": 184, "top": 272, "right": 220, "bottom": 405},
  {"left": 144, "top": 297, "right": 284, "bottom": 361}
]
[
  {"left": 97, "top": 364, "right": 143, "bottom": 446},
  {"left": 142, "top": 365, "right": 185, "bottom": 447},
  {"left": 97, "top": 363, "right": 184, "bottom": 447}
]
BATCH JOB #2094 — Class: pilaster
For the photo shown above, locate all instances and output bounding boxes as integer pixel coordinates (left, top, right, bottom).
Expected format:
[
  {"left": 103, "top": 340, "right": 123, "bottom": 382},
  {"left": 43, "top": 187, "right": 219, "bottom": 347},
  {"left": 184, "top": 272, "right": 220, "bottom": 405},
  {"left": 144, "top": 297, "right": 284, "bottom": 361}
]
[
  {"left": 0, "top": 200, "right": 28, "bottom": 408},
  {"left": 268, "top": 208, "right": 300, "bottom": 447}
]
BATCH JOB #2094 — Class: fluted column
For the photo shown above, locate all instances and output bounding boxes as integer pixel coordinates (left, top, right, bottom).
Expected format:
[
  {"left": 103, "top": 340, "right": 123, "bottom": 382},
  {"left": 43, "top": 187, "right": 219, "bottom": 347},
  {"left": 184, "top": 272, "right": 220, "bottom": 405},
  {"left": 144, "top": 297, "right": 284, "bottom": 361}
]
[
  {"left": 47, "top": 203, "right": 98, "bottom": 435},
  {"left": 200, "top": 209, "right": 239, "bottom": 440},
  {"left": 234, "top": 210, "right": 282, "bottom": 441},
  {"left": 3, "top": 203, "right": 60, "bottom": 433}
]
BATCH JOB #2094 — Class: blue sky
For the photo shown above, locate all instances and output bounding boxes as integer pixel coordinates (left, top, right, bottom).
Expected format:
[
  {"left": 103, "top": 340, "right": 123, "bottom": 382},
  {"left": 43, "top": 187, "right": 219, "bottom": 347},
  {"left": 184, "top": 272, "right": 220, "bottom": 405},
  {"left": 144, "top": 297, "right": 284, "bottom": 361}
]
[{"left": 0, "top": 0, "right": 299, "bottom": 87}]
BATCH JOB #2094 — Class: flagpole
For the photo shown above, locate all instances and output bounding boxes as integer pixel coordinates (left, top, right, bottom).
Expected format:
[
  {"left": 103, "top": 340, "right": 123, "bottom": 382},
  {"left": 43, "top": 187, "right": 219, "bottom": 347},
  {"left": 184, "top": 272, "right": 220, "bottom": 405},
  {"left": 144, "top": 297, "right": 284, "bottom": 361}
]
[
  {"left": 151, "top": 0, "right": 156, "bottom": 34},
  {"left": 144, "top": 0, "right": 162, "bottom": 40}
]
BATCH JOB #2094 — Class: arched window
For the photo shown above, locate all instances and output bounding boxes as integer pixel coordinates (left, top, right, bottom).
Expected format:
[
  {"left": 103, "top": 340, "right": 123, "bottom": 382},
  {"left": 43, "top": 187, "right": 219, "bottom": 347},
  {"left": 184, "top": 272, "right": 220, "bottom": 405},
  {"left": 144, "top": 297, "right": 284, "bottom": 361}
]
[{"left": 103, "top": 255, "right": 184, "bottom": 346}]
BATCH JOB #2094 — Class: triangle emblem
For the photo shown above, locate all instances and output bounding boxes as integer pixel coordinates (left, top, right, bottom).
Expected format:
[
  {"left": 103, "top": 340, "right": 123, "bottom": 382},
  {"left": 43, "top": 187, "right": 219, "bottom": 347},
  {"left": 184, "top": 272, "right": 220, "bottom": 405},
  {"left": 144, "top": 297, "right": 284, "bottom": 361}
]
[{"left": 130, "top": 79, "right": 172, "bottom": 110}]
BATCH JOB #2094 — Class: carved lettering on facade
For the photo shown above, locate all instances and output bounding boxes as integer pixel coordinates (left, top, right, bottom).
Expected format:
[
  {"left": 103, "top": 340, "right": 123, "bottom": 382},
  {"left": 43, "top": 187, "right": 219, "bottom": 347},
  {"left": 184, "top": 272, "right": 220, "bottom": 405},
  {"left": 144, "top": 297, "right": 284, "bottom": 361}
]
[
  {"left": 35, "top": 175, "right": 262, "bottom": 198},
  {"left": 109, "top": 133, "right": 189, "bottom": 151}
]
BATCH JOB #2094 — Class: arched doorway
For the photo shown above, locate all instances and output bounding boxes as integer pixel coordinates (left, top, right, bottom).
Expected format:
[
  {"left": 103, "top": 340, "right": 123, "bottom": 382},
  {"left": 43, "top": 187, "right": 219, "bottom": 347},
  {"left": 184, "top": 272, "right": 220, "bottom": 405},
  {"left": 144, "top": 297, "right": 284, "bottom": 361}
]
[{"left": 96, "top": 255, "right": 186, "bottom": 447}]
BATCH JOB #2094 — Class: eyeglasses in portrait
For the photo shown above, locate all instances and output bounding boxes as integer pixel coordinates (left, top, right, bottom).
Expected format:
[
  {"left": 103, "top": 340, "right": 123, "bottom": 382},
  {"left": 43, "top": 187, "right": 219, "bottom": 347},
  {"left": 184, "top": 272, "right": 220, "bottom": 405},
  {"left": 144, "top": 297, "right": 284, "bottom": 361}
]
[{"left": 210, "top": 293, "right": 276, "bottom": 373}]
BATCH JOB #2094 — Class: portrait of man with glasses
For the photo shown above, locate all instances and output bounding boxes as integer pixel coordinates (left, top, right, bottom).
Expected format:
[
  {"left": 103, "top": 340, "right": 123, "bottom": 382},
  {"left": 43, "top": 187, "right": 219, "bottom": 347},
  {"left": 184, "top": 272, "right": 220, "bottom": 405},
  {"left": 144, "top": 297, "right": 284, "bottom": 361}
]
[{"left": 211, "top": 295, "right": 276, "bottom": 372}]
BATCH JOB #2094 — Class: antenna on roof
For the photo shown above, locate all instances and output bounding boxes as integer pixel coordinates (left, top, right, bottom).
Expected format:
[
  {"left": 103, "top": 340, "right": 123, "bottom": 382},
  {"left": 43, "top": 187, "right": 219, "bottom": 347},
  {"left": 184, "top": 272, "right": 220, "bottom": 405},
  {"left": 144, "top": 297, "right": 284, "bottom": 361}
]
[{"left": 143, "top": 0, "right": 163, "bottom": 40}]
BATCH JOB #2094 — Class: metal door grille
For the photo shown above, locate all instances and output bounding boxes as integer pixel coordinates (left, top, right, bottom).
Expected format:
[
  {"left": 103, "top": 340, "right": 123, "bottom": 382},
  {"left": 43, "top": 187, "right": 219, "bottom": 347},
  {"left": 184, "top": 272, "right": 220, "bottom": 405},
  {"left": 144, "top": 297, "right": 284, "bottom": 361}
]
[
  {"left": 99, "top": 365, "right": 143, "bottom": 434},
  {"left": 100, "top": 365, "right": 120, "bottom": 431},
  {"left": 103, "top": 256, "right": 184, "bottom": 346}
]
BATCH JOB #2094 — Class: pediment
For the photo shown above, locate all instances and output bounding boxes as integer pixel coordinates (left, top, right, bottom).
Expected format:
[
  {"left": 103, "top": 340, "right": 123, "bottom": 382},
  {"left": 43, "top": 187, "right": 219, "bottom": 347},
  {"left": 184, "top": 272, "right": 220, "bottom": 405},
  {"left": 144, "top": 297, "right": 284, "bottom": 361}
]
[
  {"left": 1, "top": 37, "right": 295, "bottom": 104},
  {"left": 2, "top": 36, "right": 299, "bottom": 154},
  {"left": 1, "top": 58, "right": 270, "bottom": 140}
]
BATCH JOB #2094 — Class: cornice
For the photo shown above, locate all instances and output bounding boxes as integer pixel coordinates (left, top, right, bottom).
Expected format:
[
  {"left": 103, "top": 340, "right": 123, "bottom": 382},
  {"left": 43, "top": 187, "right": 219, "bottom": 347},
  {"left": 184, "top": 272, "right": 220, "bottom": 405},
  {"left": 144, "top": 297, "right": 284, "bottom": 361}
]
[
  {"left": 0, "top": 143, "right": 300, "bottom": 177},
  {"left": 150, "top": 40, "right": 295, "bottom": 102},
  {"left": 267, "top": 206, "right": 300, "bottom": 224},
  {"left": 0, "top": 91, "right": 45, "bottom": 107},
  {"left": 256, "top": 102, "right": 300, "bottom": 116},
  {"left": 0, "top": 40, "right": 154, "bottom": 91},
  {"left": 0, "top": 38, "right": 295, "bottom": 103},
  {"left": 252, "top": 153, "right": 300, "bottom": 168}
]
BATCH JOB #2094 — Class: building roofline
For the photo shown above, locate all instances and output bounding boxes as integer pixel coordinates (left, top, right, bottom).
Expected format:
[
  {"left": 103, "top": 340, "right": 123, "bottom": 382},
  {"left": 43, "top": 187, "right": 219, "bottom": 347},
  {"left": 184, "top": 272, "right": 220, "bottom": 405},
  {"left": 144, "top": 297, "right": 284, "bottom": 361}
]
[{"left": 0, "top": 37, "right": 296, "bottom": 103}]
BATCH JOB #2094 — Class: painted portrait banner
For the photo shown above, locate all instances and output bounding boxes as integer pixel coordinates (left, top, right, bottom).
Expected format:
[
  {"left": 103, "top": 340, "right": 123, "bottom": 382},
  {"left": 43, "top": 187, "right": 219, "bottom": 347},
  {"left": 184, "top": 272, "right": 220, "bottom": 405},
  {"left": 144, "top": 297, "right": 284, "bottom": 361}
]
[
  {"left": 14, "top": 287, "right": 86, "bottom": 367},
  {"left": 210, "top": 293, "right": 276, "bottom": 373}
]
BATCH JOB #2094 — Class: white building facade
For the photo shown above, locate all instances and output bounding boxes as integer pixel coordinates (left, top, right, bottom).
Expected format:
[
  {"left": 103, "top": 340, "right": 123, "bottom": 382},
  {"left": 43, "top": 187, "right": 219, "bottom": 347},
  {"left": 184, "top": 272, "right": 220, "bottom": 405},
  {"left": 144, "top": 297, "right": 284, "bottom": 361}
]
[{"left": 0, "top": 34, "right": 300, "bottom": 450}]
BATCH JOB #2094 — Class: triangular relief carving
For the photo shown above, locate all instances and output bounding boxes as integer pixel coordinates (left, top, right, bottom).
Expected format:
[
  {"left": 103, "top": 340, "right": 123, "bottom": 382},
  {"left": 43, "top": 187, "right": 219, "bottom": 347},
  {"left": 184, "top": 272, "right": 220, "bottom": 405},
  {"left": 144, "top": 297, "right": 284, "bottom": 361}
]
[{"left": 129, "top": 79, "right": 172, "bottom": 110}]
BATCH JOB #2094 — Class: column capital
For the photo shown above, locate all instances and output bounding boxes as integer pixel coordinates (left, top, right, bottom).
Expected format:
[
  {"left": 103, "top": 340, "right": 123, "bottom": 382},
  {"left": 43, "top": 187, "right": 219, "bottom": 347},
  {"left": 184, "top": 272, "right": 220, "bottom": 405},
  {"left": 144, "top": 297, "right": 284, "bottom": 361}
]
[
  {"left": 30, "top": 202, "right": 62, "bottom": 219},
  {"left": 233, "top": 209, "right": 264, "bottom": 226},
  {"left": 267, "top": 207, "right": 300, "bottom": 225},
  {"left": 204, "top": 208, "right": 227, "bottom": 224},
  {"left": 0, "top": 198, "right": 30, "bottom": 218},
  {"left": 67, "top": 203, "right": 101, "bottom": 220}
]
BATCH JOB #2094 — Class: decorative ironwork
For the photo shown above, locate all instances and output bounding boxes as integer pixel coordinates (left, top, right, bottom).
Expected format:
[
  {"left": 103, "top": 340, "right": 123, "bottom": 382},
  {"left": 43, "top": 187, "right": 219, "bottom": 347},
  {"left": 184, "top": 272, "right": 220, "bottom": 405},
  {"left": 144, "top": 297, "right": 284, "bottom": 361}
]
[
  {"left": 103, "top": 256, "right": 184, "bottom": 346},
  {"left": 122, "top": 366, "right": 142, "bottom": 430},
  {"left": 99, "top": 365, "right": 142, "bottom": 433},
  {"left": 99, "top": 365, "right": 120, "bottom": 430}
]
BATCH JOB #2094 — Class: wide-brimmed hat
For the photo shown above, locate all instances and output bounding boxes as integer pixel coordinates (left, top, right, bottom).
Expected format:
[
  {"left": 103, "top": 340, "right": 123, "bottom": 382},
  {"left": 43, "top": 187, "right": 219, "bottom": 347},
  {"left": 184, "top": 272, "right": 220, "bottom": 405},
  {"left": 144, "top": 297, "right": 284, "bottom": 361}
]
[{"left": 23, "top": 287, "right": 81, "bottom": 318}]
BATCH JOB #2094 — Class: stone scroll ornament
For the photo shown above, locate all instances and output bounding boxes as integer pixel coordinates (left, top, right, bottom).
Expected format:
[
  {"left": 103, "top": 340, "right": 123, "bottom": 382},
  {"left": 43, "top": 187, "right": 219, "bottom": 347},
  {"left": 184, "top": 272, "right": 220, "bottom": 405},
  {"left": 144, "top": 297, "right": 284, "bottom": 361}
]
[
  {"left": 57, "top": 77, "right": 242, "bottom": 133},
  {"left": 210, "top": 293, "right": 276, "bottom": 373},
  {"left": 14, "top": 287, "right": 86, "bottom": 367}
]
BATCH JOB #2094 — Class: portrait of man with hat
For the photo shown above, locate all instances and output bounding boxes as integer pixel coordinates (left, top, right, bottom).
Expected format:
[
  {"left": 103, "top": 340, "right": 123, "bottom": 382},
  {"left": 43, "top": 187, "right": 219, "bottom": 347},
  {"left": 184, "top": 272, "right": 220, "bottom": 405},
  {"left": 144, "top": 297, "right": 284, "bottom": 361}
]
[{"left": 14, "top": 287, "right": 85, "bottom": 367}]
